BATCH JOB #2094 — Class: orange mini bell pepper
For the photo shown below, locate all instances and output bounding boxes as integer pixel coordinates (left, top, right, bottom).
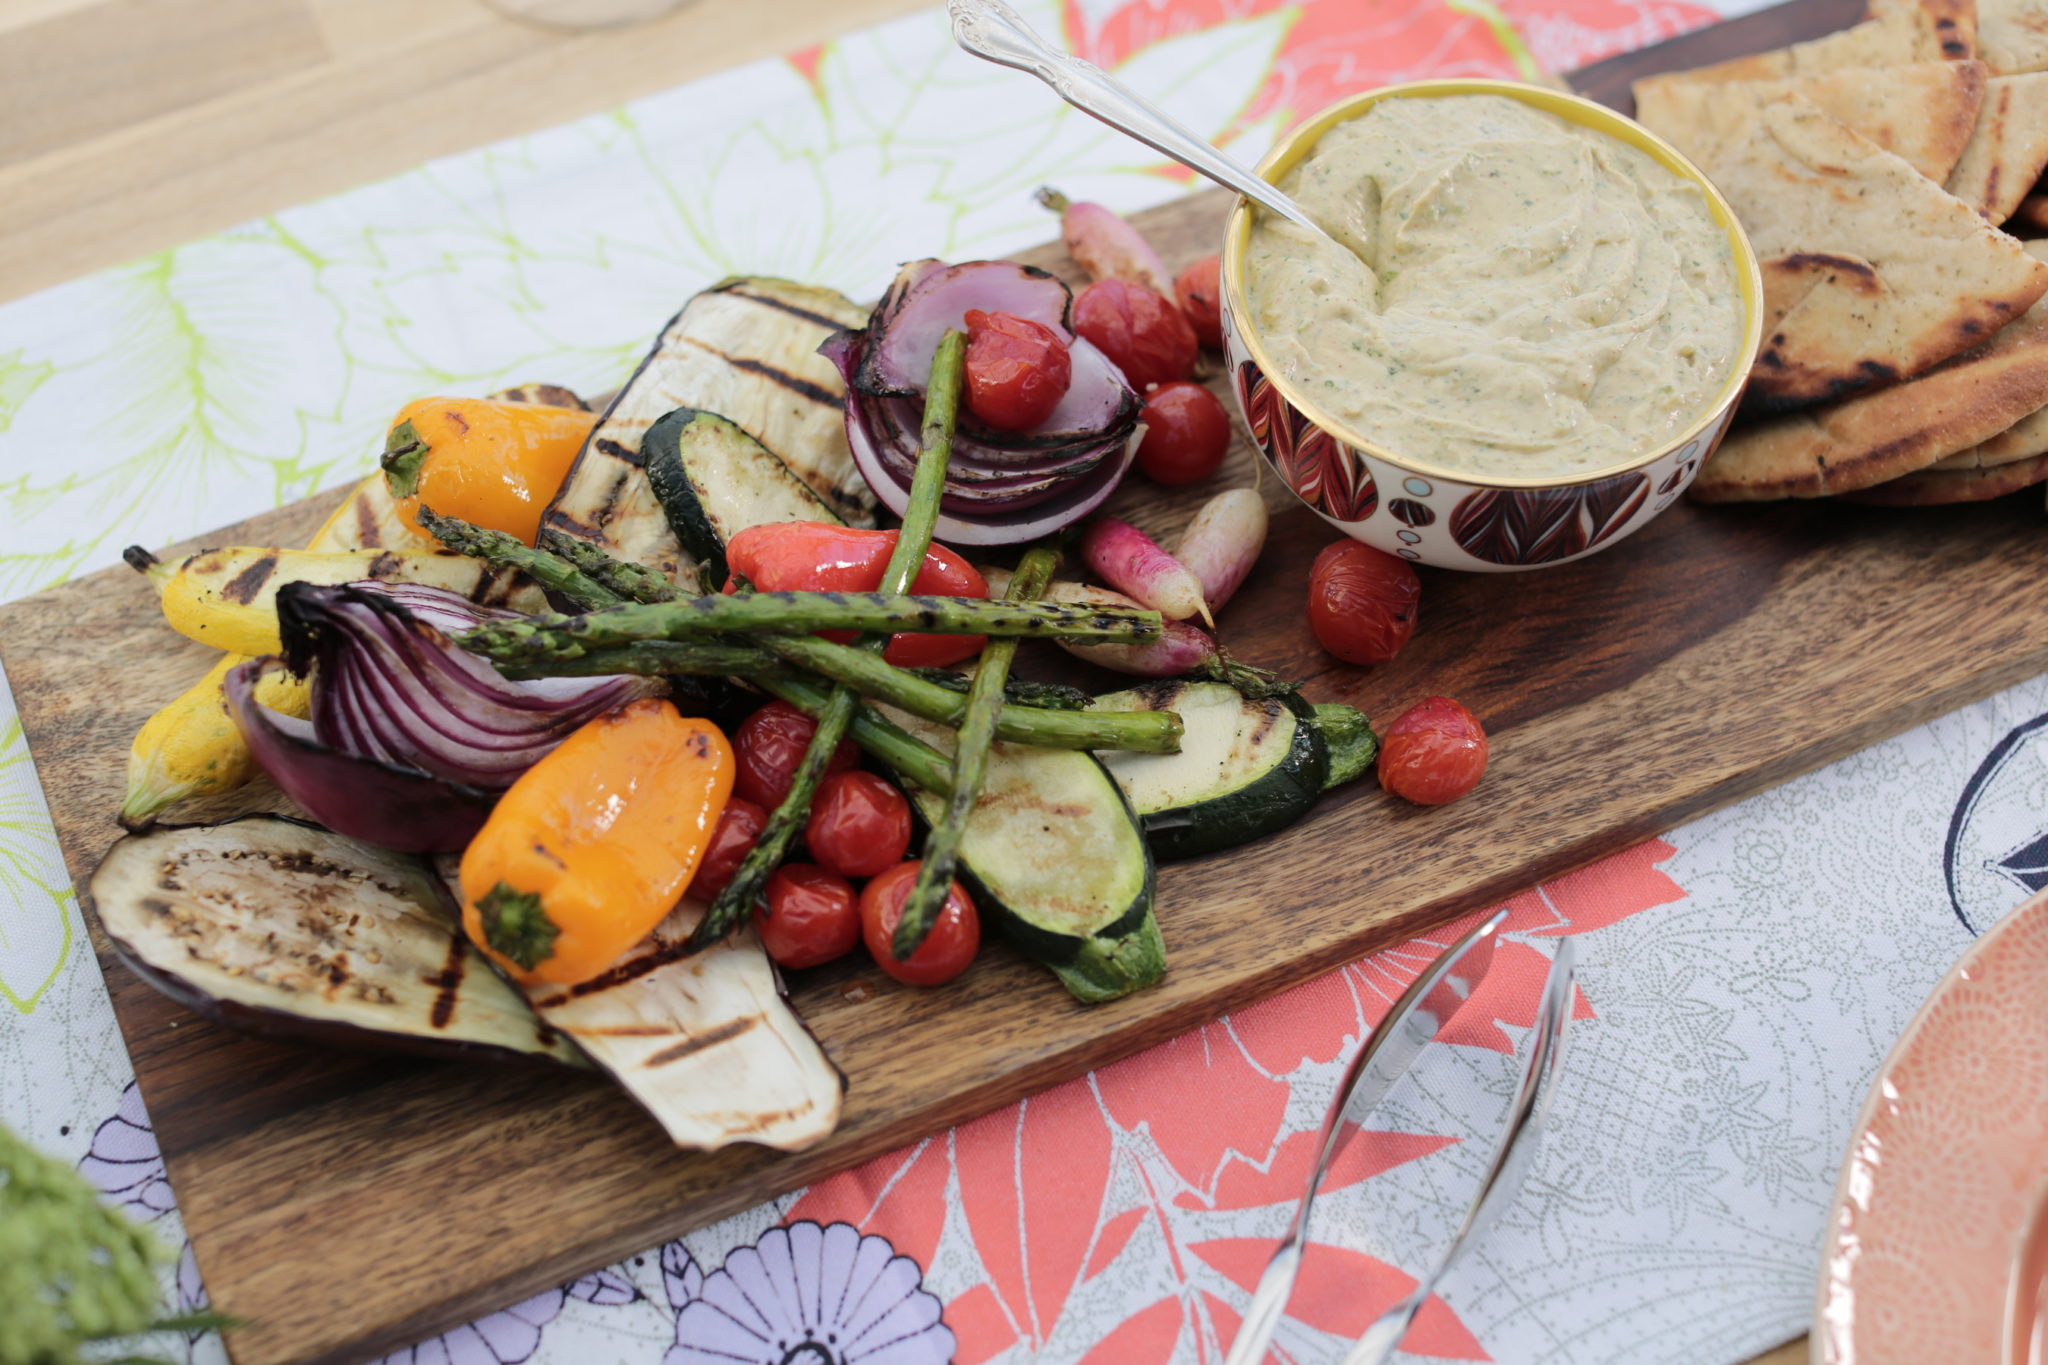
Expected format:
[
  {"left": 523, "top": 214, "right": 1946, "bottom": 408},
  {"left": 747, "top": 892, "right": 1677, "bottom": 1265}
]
[
  {"left": 382, "top": 396, "right": 598, "bottom": 546},
  {"left": 460, "top": 699, "right": 734, "bottom": 986}
]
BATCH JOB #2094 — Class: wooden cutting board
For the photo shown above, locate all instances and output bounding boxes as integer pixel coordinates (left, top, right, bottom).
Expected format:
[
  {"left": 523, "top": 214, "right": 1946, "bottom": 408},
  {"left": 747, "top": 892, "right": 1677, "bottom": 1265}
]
[{"left": 0, "top": 4, "right": 2011, "bottom": 1360}]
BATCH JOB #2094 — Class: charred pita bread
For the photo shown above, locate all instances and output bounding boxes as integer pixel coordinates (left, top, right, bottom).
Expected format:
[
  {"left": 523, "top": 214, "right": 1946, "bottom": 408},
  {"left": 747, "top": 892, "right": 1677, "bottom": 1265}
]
[
  {"left": 1703, "top": 95, "right": 2048, "bottom": 410},
  {"left": 1842, "top": 449, "right": 2048, "bottom": 500},
  {"left": 1636, "top": 62, "right": 1986, "bottom": 184},
  {"left": 1967, "top": 0, "right": 2048, "bottom": 71},
  {"left": 1692, "top": 295, "right": 2048, "bottom": 500},
  {"left": 1946, "top": 74, "right": 2048, "bottom": 220},
  {"left": 1634, "top": 0, "right": 1974, "bottom": 100},
  {"left": 1928, "top": 402, "right": 2048, "bottom": 465}
]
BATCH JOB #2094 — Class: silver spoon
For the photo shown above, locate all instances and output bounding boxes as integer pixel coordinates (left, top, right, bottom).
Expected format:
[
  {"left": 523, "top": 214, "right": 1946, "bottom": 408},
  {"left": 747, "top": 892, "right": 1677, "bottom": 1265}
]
[{"left": 946, "top": 0, "right": 1334, "bottom": 241}]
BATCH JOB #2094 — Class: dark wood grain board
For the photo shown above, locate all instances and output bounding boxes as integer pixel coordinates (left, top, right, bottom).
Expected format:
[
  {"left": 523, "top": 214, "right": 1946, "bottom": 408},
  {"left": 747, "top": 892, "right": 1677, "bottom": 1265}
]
[{"left": 0, "top": 5, "right": 2019, "bottom": 1360}]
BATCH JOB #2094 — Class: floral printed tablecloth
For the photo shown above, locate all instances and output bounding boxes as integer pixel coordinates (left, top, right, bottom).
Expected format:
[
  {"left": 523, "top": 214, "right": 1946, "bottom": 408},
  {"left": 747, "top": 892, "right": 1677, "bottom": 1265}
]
[{"left": 4, "top": 1, "right": 2042, "bottom": 1362}]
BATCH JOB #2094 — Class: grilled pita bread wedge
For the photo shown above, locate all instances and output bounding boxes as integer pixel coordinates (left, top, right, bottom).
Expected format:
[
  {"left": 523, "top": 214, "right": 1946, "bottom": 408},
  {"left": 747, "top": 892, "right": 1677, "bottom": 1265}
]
[
  {"left": 1704, "top": 95, "right": 2048, "bottom": 411},
  {"left": 1636, "top": 61, "right": 1987, "bottom": 184},
  {"left": 1843, "top": 449, "right": 2048, "bottom": 500},
  {"left": 2011, "top": 192, "right": 2048, "bottom": 229},
  {"left": 1634, "top": 0, "right": 1973, "bottom": 102},
  {"left": 1928, "top": 394, "right": 2048, "bottom": 465},
  {"left": 1693, "top": 292, "right": 2048, "bottom": 500},
  {"left": 1946, "top": 74, "right": 2048, "bottom": 220},
  {"left": 1951, "top": 0, "right": 2048, "bottom": 71}
]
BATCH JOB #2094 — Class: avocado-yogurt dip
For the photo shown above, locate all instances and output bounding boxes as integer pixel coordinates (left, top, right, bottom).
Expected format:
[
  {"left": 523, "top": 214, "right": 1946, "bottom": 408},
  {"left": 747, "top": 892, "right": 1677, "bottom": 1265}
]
[{"left": 1245, "top": 93, "right": 1743, "bottom": 478}]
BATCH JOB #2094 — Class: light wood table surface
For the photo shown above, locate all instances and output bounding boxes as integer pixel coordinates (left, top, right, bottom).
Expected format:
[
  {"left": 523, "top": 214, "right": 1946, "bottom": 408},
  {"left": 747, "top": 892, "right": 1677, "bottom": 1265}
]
[{"left": 0, "top": 0, "right": 1815, "bottom": 1360}]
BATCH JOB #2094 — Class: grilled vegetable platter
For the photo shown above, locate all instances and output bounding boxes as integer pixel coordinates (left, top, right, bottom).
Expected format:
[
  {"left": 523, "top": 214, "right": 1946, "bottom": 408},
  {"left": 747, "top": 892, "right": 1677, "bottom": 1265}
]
[{"left": 93, "top": 199, "right": 1487, "bottom": 1154}]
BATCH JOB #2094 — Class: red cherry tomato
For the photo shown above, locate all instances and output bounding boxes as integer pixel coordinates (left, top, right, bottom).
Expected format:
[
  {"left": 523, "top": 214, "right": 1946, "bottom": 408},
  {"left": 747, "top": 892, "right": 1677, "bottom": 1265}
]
[
  {"left": 756, "top": 864, "right": 861, "bottom": 969},
  {"left": 1135, "top": 382, "right": 1231, "bottom": 485},
  {"left": 1174, "top": 255, "right": 1224, "bottom": 350},
  {"left": 1306, "top": 540, "right": 1421, "bottom": 666},
  {"left": 1072, "top": 278, "right": 1198, "bottom": 393},
  {"left": 732, "top": 701, "right": 859, "bottom": 810},
  {"left": 1378, "top": 697, "right": 1488, "bottom": 805},
  {"left": 686, "top": 797, "right": 766, "bottom": 903},
  {"left": 859, "top": 861, "right": 981, "bottom": 987},
  {"left": 805, "top": 771, "right": 912, "bottom": 879},
  {"left": 963, "top": 308, "right": 1073, "bottom": 432},
  {"left": 725, "top": 521, "right": 989, "bottom": 668}
]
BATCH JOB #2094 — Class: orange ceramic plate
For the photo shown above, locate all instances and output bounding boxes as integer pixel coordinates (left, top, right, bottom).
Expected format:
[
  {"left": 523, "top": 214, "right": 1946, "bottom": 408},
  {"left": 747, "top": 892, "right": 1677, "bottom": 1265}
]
[{"left": 1816, "top": 889, "right": 2048, "bottom": 1364}]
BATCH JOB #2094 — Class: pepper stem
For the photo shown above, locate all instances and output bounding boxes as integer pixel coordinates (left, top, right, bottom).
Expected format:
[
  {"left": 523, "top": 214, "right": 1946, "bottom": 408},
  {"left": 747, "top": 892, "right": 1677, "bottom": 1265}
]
[
  {"left": 381, "top": 419, "right": 429, "bottom": 501},
  {"left": 477, "top": 882, "right": 559, "bottom": 971}
]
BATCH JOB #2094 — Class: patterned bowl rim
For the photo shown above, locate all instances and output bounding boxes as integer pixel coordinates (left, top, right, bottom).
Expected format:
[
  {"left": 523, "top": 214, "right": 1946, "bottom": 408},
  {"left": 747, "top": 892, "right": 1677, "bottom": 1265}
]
[
  {"left": 1219, "top": 77, "right": 1766, "bottom": 492},
  {"left": 1810, "top": 886, "right": 2048, "bottom": 1365}
]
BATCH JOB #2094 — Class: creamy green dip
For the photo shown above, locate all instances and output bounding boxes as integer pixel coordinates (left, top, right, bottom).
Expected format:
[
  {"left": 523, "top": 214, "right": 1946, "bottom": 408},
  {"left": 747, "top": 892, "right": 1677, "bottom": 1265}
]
[{"left": 1246, "top": 93, "right": 1743, "bottom": 477}]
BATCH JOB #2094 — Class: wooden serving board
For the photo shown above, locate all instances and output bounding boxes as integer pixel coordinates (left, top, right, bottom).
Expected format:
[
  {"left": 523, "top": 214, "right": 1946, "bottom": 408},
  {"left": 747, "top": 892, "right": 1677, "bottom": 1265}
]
[{"left": 0, "top": 5, "right": 2014, "bottom": 1360}]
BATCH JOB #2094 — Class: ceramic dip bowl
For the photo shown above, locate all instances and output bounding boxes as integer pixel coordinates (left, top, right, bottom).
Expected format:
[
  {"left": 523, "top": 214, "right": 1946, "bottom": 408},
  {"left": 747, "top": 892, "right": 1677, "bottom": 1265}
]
[{"left": 1220, "top": 78, "right": 1763, "bottom": 572}]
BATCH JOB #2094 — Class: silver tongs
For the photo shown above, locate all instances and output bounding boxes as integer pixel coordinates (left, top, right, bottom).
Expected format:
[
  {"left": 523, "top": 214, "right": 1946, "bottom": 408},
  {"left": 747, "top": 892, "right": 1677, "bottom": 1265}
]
[{"left": 1223, "top": 908, "right": 1578, "bottom": 1365}]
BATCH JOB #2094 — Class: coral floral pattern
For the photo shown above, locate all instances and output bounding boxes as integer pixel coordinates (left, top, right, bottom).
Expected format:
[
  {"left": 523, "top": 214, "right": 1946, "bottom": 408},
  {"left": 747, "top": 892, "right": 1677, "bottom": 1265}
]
[{"left": 783, "top": 842, "right": 1685, "bottom": 1364}]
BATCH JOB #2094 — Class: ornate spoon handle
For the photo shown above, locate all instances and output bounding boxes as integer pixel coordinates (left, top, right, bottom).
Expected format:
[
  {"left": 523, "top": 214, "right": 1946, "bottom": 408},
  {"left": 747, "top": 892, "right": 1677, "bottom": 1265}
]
[{"left": 946, "top": 0, "right": 1329, "bottom": 236}]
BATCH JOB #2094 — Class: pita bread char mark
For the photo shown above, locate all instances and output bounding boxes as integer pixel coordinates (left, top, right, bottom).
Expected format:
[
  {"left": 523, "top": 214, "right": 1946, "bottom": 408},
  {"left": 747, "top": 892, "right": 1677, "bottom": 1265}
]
[
  {"left": 1957, "top": 0, "right": 2048, "bottom": 72},
  {"left": 1947, "top": 73, "right": 2048, "bottom": 221},
  {"left": 1705, "top": 95, "right": 2048, "bottom": 412},
  {"left": 1634, "top": 60, "right": 1987, "bottom": 185},
  {"left": 1693, "top": 299, "right": 2048, "bottom": 500},
  {"left": 1843, "top": 448, "right": 2048, "bottom": 500},
  {"left": 1634, "top": 0, "right": 1976, "bottom": 101}
]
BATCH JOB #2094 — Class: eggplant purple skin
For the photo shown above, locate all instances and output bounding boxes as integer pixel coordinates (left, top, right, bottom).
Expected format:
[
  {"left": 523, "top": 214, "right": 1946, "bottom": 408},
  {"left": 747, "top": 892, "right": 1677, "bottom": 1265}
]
[
  {"left": 87, "top": 814, "right": 583, "bottom": 1067},
  {"left": 99, "top": 928, "right": 579, "bottom": 1067}
]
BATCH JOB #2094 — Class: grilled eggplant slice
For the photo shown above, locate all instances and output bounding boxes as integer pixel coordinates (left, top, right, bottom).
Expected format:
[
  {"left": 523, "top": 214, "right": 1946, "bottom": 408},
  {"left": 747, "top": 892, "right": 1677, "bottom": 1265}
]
[
  {"left": 644, "top": 408, "right": 844, "bottom": 587},
  {"left": 875, "top": 704, "right": 1162, "bottom": 1003},
  {"left": 1092, "top": 682, "right": 1329, "bottom": 862},
  {"left": 539, "top": 278, "right": 872, "bottom": 590},
  {"left": 90, "top": 816, "right": 580, "bottom": 1065},
  {"left": 453, "top": 869, "right": 845, "bottom": 1151}
]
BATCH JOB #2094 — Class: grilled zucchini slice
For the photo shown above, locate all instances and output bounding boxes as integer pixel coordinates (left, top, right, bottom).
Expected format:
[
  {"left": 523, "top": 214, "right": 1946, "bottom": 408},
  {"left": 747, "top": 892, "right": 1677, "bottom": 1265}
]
[
  {"left": 876, "top": 705, "right": 1162, "bottom": 1003},
  {"left": 1092, "top": 681, "right": 1330, "bottom": 862},
  {"left": 644, "top": 408, "right": 844, "bottom": 587}
]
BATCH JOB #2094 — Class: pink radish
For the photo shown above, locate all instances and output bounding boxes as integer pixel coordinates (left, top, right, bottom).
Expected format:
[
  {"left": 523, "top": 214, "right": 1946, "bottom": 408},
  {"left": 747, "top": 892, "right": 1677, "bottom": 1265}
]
[
  {"left": 1175, "top": 489, "right": 1267, "bottom": 612},
  {"left": 1079, "top": 517, "right": 1212, "bottom": 626},
  {"left": 1038, "top": 187, "right": 1171, "bottom": 295},
  {"left": 982, "top": 571, "right": 1286, "bottom": 695}
]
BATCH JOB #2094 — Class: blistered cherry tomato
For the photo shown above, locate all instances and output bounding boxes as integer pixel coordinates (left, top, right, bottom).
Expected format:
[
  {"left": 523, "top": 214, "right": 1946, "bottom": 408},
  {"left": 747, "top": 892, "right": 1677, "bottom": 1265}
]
[
  {"left": 1378, "top": 698, "right": 1488, "bottom": 805},
  {"left": 756, "top": 864, "right": 861, "bottom": 969},
  {"left": 1072, "top": 278, "right": 1198, "bottom": 392},
  {"left": 963, "top": 308, "right": 1072, "bottom": 432},
  {"left": 686, "top": 797, "right": 766, "bottom": 903},
  {"left": 859, "top": 861, "right": 981, "bottom": 986},
  {"left": 1307, "top": 540, "right": 1421, "bottom": 666},
  {"left": 732, "top": 701, "right": 859, "bottom": 810},
  {"left": 804, "top": 771, "right": 913, "bottom": 879},
  {"left": 725, "top": 521, "right": 989, "bottom": 668},
  {"left": 1174, "top": 255, "right": 1224, "bottom": 350},
  {"left": 1135, "top": 382, "right": 1231, "bottom": 485}
]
